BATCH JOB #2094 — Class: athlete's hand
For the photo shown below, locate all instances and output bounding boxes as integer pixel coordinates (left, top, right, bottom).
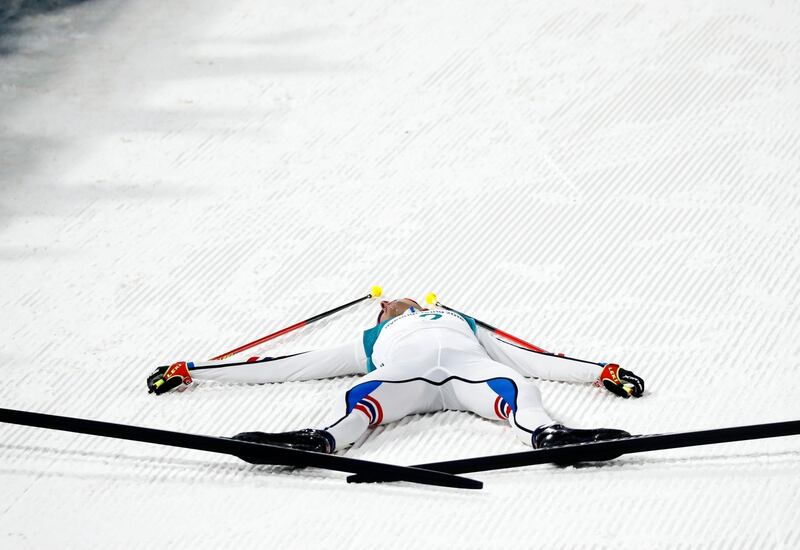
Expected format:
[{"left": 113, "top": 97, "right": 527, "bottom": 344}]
[
  {"left": 598, "top": 363, "right": 644, "bottom": 398},
  {"left": 147, "top": 361, "right": 193, "bottom": 395}
]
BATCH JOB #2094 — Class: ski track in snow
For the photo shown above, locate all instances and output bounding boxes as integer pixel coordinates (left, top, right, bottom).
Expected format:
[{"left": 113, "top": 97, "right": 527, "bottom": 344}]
[{"left": 1, "top": 0, "right": 800, "bottom": 547}]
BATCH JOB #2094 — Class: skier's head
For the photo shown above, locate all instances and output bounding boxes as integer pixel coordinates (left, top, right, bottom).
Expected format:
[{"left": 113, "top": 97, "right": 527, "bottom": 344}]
[{"left": 376, "top": 298, "right": 424, "bottom": 324}]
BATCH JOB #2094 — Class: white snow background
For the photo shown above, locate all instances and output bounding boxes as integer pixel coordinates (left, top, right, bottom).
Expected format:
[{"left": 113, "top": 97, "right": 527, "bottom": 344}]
[{"left": 1, "top": 0, "right": 799, "bottom": 548}]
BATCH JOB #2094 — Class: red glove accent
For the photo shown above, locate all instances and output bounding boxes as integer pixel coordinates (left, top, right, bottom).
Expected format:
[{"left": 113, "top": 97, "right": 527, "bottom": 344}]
[
  {"left": 164, "top": 361, "right": 193, "bottom": 386},
  {"left": 147, "top": 361, "right": 193, "bottom": 394}
]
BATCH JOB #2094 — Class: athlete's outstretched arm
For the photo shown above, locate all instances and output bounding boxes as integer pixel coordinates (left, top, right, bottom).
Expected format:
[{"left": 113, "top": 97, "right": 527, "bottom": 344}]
[
  {"left": 147, "top": 339, "right": 367, "bottom": 393},
  {"left": 190, "top": 339, "right": 367, "bottom": 383},
  {"left": 475, "top": 327, "right": 604, "bottom": 383},
  {"left": 475, "top": 327, "right": 645, "bottom": 397}
]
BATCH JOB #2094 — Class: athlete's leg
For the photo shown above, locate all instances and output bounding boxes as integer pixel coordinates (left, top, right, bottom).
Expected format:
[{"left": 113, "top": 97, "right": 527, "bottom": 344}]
[
  {"left": 232, "top": 372, "right": 441, "bottom": 454},
  {"left": 444, "top": 359, "right": 555, "bottom": 447},
  {"left": 323, "top": 373, "right": 441, "bottom": 451}
]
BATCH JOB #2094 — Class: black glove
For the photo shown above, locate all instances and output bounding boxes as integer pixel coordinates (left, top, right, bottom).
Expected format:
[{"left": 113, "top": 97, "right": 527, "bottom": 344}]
[
  {"left": 147, "top": 361, "right": 193, "bottom": 395},
  {"left": 598, "top": 363, "right": 644, "bottom": 398}
]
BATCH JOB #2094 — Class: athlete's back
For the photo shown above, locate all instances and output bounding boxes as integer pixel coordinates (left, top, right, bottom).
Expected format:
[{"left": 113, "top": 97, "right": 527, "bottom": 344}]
[{"left": 371, "top": 308, "right": 484, "bottom": 371}]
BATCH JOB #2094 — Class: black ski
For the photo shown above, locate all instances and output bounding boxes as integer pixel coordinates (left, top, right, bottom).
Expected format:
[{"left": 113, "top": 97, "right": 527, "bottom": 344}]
[
  {"left": 0, "top": 407, "right": 482, "bottom": 490},
  {"left": 348, "top": 419, "right": 800, "bottom": 483}
]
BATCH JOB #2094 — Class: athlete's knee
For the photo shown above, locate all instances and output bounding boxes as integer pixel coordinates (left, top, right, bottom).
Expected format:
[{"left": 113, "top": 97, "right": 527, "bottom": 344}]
[{"left": 344, "top": 380, "right": 385, "bottom": 424}]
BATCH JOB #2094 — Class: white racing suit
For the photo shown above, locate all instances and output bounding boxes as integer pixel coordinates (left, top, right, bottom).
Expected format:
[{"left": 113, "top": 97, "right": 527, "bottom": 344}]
[{"left": 186, "top": 308, "right": 605, "bottom": 450}]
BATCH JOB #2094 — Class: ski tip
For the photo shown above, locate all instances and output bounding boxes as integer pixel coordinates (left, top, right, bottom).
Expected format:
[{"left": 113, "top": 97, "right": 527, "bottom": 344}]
[
  {"left": 345, "top": 473, "right": 483, "bottom": 490},
  {"left": 465, "top": 478, "right": 483, "bottom": 490}
]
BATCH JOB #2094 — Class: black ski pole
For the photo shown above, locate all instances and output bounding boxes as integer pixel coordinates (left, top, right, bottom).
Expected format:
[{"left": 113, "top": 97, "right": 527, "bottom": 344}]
[
  {"left": 211, "top": 286, "right": 383, "bottom": 361},
  {"left": 425, "top": 292, "right": 549, "bottom": 352}
]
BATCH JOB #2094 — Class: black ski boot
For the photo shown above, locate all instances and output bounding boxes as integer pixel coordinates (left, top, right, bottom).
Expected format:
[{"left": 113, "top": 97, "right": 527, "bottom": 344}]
[
  {"left": 232, "top": 428, "right": 335, "bottom": 461},
  {"left": 532, "top": 423, "right": 630, "bottom": 464}
]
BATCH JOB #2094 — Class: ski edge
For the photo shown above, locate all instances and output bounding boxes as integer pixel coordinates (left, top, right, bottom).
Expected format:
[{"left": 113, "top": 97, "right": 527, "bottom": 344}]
[
  {"left": 0, "top": 407, "right": 482, "bottom": 490},
  {"left": 347, "top": 419, "right": 800, "bottom": 483}
]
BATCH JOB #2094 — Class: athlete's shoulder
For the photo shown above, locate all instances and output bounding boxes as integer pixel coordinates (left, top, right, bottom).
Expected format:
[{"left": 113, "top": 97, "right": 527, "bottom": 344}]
[
  {"left": 361, "top": 319, "right": 390, "bottom": 372},
  {"left": 425, "top": 308, "right": 478, "bottom": 333}
]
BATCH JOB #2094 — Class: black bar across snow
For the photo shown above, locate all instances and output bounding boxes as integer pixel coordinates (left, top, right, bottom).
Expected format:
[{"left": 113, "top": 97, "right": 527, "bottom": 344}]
[
  {"left": 348, "top": 419, "right": 800, "bottom": 483},
  {"left": 0, "top": 407, "right": 482, "bottom": 490}
]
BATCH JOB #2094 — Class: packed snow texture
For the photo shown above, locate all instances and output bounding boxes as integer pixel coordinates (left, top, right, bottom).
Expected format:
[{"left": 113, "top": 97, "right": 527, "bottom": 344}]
[{"left": 1, "top": 0, "right": 799, "bottom": 547}]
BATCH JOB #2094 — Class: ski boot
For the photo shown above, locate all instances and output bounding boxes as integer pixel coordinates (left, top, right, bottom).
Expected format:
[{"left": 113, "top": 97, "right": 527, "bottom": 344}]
[
  {"left": 532, "top": 423, "right": 630, "bottom": 464},
  {"left": 231, "top": 429, "right": 335, "bottom": 464}
]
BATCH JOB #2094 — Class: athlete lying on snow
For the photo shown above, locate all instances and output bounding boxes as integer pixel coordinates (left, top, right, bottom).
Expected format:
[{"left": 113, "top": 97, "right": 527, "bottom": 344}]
[{"left": 147, "top": 298, "right": 645, "bottom": 454}]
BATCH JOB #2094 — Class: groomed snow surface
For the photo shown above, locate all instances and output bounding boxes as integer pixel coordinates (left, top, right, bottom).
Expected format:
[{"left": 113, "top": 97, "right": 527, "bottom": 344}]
[{"left": 2, "top": 0, "right": 799, "bottom": 547}]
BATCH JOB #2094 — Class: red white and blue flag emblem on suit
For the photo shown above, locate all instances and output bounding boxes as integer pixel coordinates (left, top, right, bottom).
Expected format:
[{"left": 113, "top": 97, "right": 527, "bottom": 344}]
[
  {"left": 345, "top": 380, "right": 384, "bottom": 426},
  {"left": 494, "top": 396, "right": 512, "bottom": 420},
  {"left": 353, "top": 395, "right": 384, "bottom": 426}
]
